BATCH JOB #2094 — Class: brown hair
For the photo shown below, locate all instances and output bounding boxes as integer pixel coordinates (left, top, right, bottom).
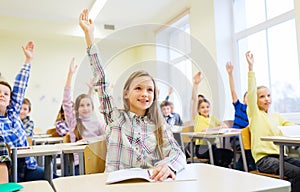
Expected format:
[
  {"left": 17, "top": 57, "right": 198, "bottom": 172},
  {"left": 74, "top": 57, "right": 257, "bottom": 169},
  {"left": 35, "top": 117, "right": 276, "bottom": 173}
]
[
  {"left": 123, "top": 70, "right": 165, "bottom": 158},
  {"left": 73, "top": 94, "right": 94, "bottom": 141},
  {"left": 22, "top": 98, "right": 31, "bottom": 112},
  {"left": 55, "top": 105, "right": 65, "bottom": 122},
  {"left": 160, "top": 100, "right": 173, "bottom": 109}
]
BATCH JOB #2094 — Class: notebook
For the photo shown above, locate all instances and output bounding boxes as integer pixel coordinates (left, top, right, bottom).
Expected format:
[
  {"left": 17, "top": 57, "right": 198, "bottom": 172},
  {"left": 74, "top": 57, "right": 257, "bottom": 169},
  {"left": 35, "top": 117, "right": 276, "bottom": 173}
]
[
  {"left": 0, "top": 182, "right": 23, "bottom": 192},
  {"left": 105, "top": 167, "right": 198, "bottom": 184}
]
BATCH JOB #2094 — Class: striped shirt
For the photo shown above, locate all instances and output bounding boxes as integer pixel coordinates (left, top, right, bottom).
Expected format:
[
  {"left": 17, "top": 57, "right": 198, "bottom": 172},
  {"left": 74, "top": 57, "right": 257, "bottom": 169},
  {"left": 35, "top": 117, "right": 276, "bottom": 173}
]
[
  {"left": 87, "top": 43, "right": 186, "bottom": 173},
  {"left": 0, "top": 63, "right": 37, "bottom": 170}
]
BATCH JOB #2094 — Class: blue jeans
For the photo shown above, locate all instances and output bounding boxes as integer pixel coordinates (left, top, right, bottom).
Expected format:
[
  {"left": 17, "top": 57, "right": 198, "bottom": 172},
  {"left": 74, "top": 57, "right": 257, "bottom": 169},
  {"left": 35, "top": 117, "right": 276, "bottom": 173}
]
[{"left": 257, "top": 155, "right": 300, "bottom": 192}]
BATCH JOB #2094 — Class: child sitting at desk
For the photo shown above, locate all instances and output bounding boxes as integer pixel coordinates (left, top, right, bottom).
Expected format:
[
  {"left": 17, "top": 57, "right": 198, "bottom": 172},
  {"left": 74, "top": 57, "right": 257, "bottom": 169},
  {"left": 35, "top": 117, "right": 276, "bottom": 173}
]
[
  {"left": 0, "top": 41, "right": 55, "bottom": 182},
  {"left": 246, "top": 51, "right": 300, "bottom": 192},
  {"left": 79, "top": 8, "right": 186, "bottom": 181},
  {"left": 20, "top": 98, "right": 34, "bottom": 137},
  {"left": 192, "top": 72, "right": 233, "bottom": 167},
  {"left": 62, "top": 57, "right": 106, "bottom": 175}
]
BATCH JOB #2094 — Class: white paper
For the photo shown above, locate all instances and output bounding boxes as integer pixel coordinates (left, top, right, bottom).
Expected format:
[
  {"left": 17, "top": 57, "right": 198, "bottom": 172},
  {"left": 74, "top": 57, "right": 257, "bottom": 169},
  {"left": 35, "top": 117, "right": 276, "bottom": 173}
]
[{"left": 278, "top": 125, "right": 300, "bottom": 137}]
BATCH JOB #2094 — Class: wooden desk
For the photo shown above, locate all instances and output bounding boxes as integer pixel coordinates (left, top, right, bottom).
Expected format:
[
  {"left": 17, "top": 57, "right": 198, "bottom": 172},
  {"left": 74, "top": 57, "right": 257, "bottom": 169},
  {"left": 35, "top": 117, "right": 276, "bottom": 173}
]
[
  {"left": 181, "top": 129, "right": 248, "bottom": 171},
  {"left": 52, "top": 164, "right": 290, "bottom": 192},
  {"left": 19, "top": 181, "right": 54, "bottom": 192},
  {"left": 261, "top": 136, "right": 300, "bottom": 179},
  {"left": 11, "top": 145, "right": 62, "bottom": 183}
]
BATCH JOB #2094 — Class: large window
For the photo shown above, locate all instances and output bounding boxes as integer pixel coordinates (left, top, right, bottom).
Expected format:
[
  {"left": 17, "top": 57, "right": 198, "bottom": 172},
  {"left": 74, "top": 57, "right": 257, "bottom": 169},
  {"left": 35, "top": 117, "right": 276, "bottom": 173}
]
[
  {"left": 156, "top": 12, "right": 191, "bottom": 117},
  {"left": 233, "top": 0, "right": 299, "bottom": 113}
]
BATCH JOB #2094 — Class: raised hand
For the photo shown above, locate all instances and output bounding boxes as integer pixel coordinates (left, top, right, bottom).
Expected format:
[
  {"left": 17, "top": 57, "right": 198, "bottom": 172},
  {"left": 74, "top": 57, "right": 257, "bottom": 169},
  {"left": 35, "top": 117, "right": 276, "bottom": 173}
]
[
  {"left": 245, "top": 51, "right": 254, "bottom": 71},
  {"left": 193, "top": 71, "right": 202, "bottom": 85},
  {"left": 167, "top": 87, "right": 173, "bottom": 96},
  {"left": 226, "top": 61, "right": 234, "bottom": 74},
  {"left": 79, "top": 8, "right": 94, "bottom": 47},
  {"left": 22, "top": 41, "right": 34, "bottom": 64},
  {"left": 68, "top": 57, "right": 78, "bottom": 75}
]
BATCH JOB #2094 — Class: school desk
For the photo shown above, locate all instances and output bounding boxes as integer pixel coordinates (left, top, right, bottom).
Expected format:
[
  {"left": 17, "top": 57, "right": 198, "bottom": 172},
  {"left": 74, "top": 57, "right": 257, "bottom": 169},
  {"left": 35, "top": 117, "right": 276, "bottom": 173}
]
[
  {"left": 19, "top": 180, "right": 54, "bottom": 192},
  {"left": 181, "top": 128, "right": 248, "bottom": 171},
  {"left": 52, "top": 163, "right": 290, "bottom": 192},
  {"left": 261, "top": 135, "right": 300, "bottom": 179}
]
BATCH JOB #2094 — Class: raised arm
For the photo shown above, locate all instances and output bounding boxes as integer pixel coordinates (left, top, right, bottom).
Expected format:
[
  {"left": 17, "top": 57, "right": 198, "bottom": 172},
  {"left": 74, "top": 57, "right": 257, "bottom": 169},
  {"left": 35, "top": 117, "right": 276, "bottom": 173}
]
[
  {"left": 192, "top": 72, "right": 202, "bottom": 119},
  {"left": 246, "top": 51, "right": 256, "bottom": 116},
  {"left": 246, "top": 51, "right": 254, "bottom": 72},
  {"left": 65, "top": 57, "right": 77, "bottom": 87},
  {"left": 165, "top": 87, "right": 173, "bottom": 101},
  {"left": 226, "top": 62, "right": 238, "bottom": 103},
  {"left": 79, "top": 8, "right": 94, "bottom": 47},
  {"left": 62, "top": 58, "right": 78, "bottom": 142},
  {"left": 10, "top": 41, "right": 34, "bottom": 113},
  {"left": 79, "top": 9, "right": 114, "bottom": 125}
]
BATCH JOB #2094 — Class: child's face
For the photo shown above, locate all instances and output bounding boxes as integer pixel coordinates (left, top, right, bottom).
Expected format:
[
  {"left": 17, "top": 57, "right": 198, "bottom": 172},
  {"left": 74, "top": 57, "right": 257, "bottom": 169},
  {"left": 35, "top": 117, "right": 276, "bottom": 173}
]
[
  {"left": 198, "top": 102, "right": 210, "bottom": 117},
  {"left": 161, "top": 106, "right": 171, "bottom": 117},
  {"left": 77, "top": 98, "right": 93, "bottom": 117},
  {"left": 20, "top": 104, "right": 30, "bottom": 120},
  {"left": 257, "top": 87, "right": 271, "bottom": 112},
  {"left": 126, "top": 76, "right": 154, "bottom": 116},
  {"left": 0, "top": 84, "right": 11, "bottom": 112}
]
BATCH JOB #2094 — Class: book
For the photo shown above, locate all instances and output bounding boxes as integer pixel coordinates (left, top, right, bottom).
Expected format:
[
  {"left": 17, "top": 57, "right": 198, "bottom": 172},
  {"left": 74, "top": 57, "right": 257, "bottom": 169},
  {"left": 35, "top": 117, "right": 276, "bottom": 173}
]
[
  {"left": 0, "top": 182, "right": 23, "bottom": 192},
  {"left": 106, "top": 168, "right": 153, "bottom": 184},
  {"left": 106, "top": 167, "right": 198, "bottom": 184}
]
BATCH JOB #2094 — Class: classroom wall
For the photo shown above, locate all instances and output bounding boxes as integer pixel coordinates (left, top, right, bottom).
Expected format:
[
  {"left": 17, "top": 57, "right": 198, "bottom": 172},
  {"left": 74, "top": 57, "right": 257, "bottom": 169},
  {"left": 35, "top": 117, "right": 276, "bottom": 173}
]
[
  {"left": 3, "top": 1, "right": 299, "bottom": 131},
  {"left": 0, "top": 1, "right": 223, "bottom": 131},
  {"left": 0, "top": 29, "right": 86, "bottom": 131}
]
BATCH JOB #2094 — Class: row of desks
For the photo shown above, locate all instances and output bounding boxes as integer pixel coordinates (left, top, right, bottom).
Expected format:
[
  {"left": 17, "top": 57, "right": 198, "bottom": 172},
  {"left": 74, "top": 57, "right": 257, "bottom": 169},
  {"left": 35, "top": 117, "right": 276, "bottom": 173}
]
[
  {"left": 181, "top": 129, "right": 248, "bottom": 171},
  {"left": 11, "top": 143, "right": 87, "bottom": 183}
]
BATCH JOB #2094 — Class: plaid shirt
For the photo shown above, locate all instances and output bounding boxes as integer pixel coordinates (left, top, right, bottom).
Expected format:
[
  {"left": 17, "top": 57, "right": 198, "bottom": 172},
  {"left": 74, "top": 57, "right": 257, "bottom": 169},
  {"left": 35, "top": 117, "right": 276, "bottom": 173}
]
[
  {"left": 55, "top": 120, "right": 69, "bottom": 136},
  {"left": 0, "top": 136, "right": 11, "bottom": 167},
  {"left": 88, "top": 44, "right": 186, "bottom": 172},
  {"left": 0, "top": 63, "right": 37, "bottom": 170},
  {"left": 22, "top": 116, "right": 34, "bottom": 137}
]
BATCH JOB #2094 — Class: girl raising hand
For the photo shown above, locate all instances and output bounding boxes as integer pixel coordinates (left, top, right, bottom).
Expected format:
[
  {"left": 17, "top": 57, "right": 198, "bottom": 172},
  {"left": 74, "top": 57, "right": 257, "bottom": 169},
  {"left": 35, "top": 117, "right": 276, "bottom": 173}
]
[{"left": 79, "top": 8, "right": 186, "bottom": 181}]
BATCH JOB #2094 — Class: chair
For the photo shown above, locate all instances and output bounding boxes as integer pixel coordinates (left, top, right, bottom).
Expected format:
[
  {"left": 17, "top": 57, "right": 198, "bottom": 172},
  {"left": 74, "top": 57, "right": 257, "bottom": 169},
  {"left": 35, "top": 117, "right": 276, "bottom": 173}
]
[
  {"left": 46, "top": 127, "right": 60, "bottom": 137},
  {"left": 84, "top": 138, "right": 107, "bottom": 174},
  {"left": 180, "top": 125, "right": 209, "bottom": 163},
  {"left": 241, "top": 126, "right": 285, "bottom": 179}
]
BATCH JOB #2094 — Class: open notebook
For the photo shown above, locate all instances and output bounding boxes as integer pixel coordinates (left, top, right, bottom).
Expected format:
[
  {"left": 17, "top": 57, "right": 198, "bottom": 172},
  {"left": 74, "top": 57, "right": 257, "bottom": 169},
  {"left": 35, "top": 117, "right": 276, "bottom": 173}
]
[
  {"left": 278, "top": 125, "right": 300, "bottom": 137},
  {"left": 106, "top": 167, "right": 197, "bottom": 184}
]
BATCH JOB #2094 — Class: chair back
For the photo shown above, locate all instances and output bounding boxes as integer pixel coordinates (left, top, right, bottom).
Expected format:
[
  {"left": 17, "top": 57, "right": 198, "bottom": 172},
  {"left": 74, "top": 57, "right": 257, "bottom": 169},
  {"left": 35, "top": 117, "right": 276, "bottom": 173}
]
[
  {"left": 181, "top": 125, "right": 194, "bottom": 144},
  {"left": 84, "top": 137, "right": 107, "bottom": 174},
  {"left": 46, "top": 127, "right": 60, "bottom": 137},
  {"left": 27, "top": 137, "right": 33, "bottom": 146},
  {"left": 241, "top": 126, "right": 251, "bottom": 150}
]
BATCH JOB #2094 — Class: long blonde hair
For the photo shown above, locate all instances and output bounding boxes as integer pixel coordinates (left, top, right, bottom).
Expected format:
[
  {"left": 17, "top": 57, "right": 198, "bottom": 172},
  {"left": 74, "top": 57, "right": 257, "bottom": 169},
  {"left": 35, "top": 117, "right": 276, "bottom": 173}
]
[
  {"left": 74, "top": 94, "right": 94, "bottom": 141},
  {"left": 123, "top": 70, "right": 165, "bottom": 158}
]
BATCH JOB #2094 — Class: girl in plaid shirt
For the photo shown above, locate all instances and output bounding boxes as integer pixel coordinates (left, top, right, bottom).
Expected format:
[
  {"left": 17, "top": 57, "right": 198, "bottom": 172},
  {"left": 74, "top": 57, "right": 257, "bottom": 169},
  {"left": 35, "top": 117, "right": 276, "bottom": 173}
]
[{"left": 79, "top": 9, "right": 186, "bottom": 181}]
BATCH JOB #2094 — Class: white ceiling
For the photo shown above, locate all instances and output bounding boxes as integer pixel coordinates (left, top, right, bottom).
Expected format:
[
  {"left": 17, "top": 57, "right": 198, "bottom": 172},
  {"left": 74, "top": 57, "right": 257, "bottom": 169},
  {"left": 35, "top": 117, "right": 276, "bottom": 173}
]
[{"left": 0, "top": 0, "right": 190, "bottom": 38}]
